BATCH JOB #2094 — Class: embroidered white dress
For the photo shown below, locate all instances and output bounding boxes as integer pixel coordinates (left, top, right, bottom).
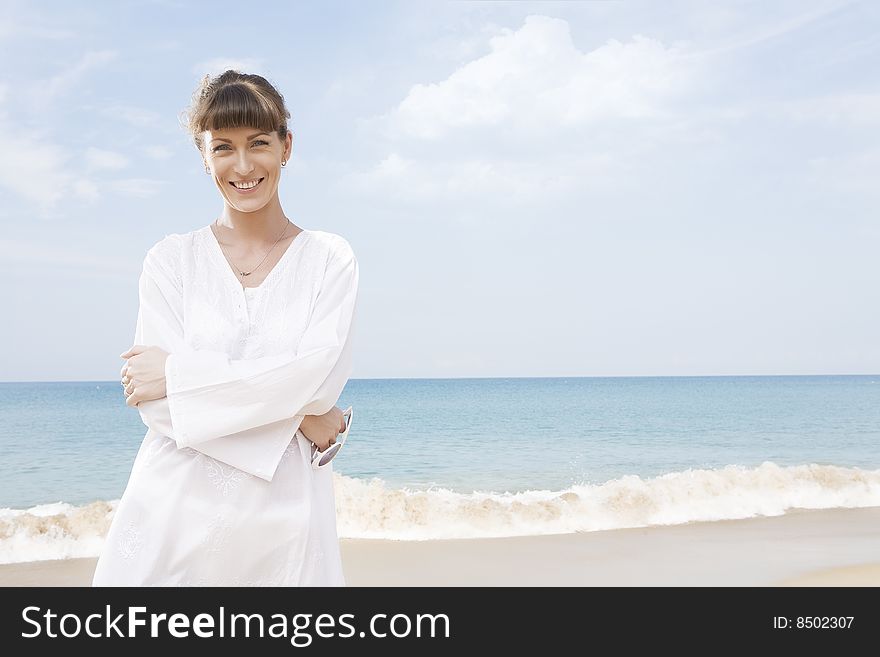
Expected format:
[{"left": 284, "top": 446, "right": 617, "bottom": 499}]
[{"left": 91, "top": 224, "right": 358, "bottom": 586}]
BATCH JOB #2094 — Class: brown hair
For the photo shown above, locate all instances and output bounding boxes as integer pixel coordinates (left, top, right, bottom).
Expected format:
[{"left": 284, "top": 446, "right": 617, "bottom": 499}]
[{"left": 180, "top": 69, "right": 291, "bottom": 154}]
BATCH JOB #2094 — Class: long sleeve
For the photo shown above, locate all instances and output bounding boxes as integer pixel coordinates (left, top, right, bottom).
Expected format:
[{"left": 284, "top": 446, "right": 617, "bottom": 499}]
[
  {"left": 164, "top": 241, "right": 359, "bottom": 448},
  {"left": 132, "top": 245, "right": 187, "bottom": 443}
]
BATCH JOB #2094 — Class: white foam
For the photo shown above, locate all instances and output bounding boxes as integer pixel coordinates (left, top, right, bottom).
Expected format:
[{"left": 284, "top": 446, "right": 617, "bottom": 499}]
[
  {"left": 0, "top": 500, "right": 117, "bottom": 564},
  {"left": 2, "top": 462, "right": 879, "bottom": 563},
  {"left": 335, "top": 461, "right": 880, "bottom": 539}
]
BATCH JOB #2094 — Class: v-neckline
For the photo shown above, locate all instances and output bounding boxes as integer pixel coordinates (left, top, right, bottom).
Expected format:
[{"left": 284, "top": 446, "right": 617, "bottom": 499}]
[{"left": 203, "top": 223, "right": 310, "bottom": 293}]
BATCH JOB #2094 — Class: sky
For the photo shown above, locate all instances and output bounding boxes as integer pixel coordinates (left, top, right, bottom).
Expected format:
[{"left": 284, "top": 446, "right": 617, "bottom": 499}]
[{"left": 0, "top": 0, "right": 877, "bottom": 381}]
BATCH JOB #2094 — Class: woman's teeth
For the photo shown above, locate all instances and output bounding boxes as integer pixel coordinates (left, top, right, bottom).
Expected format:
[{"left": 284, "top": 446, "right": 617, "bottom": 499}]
[{"left": 230, "top": 177, "right": 264, "bottom": 190}]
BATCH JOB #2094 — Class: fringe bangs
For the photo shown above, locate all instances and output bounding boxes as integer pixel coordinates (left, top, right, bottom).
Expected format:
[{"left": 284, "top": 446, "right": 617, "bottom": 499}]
[{"left": 197, "top": 83, "right": 282, "bottom": 135}]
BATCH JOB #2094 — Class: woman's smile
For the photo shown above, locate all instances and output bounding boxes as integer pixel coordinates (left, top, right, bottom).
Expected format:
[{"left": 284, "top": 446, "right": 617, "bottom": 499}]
[{"left": 229, "top": 176, "right": 265, "bottom": 193}]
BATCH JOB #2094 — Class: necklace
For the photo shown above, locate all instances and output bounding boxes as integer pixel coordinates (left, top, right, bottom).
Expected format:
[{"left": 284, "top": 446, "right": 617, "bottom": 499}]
[{"left": 213, "top": 218, "right": 290, "bottom": 283}]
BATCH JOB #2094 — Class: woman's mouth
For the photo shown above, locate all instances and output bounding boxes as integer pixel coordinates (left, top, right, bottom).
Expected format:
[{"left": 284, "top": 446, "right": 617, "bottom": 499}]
[{"left": 229, "top": 177, "right": 265, "bottom": 193}]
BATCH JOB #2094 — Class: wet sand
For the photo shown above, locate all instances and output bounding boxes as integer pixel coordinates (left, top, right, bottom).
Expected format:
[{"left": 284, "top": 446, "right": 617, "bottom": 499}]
[{"left": 2, "top": 507, "right": 879, "bottom": 586}]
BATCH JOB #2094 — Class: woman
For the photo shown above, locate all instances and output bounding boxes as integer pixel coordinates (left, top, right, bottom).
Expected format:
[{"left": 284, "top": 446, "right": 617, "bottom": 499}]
[{"left": 92, "top": 70, "right": 359, "bottom": 586}]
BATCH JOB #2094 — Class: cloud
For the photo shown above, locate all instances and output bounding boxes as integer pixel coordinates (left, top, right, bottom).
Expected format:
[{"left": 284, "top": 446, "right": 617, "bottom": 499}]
[
  {"left": 381, "top": 15, "right": 695, "bottom": 140},
  {"left": 688, "top": 92, "right": 880, "bottom": 129},
  {"left": 0, "top": 112, "right": 95, "bottom": 213},
  {"left": 85, "top": 147, "right": 129, "bottom": 171},
  {"left": 0, "top": 17, "right": 76, "bottom": 41},
  {"left": 806, "top": 148, "right": 880, "bottom": 196},
  {"left": 0, "top": 50, "right": 171, "bottom": 211},
  {"left": 0, "top": 79, "right": 99, "bottom": 211},
  {"left": 73, "top": 180, "right": 100, "bottom": 203},
  {"left": 27, "top": 50, "right": 117, "bottom": 110},
  {"left": 340, "top": 150, "right": 618, "bottom": 205},
  {"left": 98, "top": 104, "right": 161, "bottom": 128},
  {"left": 192, "top": 58, "right": 265, "bottom": 78},
  {"left": 144, "top": 145, "right": 175, "bottom": 160},
  {"left": 419, "top": 22, "right": 507, "bottom": 63},
  {"left": 0, "top": 238, "right": 137, "bottom": 274},
  {"left": 108, "top": 178, "right": 167, "bottom": 198},
  {"left": 0, "top": 142, "right": 164, "bottom": 207},
  {"left": 698, "top": 0, "right": 853, "bottom": 57},
  {"left": 348, "top": 15, "right": 697, "bottom": 206},
  {"left": 780, "top": 93, "right": 880, "bottom": 125}
]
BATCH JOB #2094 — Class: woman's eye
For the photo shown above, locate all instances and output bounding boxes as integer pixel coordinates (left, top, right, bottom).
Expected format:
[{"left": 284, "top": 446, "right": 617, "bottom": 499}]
[{"left": 212, "top": 140, "right": 268, "bottom": 152}]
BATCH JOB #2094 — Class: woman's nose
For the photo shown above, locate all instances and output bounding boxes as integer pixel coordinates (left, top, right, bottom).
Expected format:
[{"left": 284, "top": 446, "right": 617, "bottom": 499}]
[{"left": 234, "top": 151, "right": 255, "bottom": 175}]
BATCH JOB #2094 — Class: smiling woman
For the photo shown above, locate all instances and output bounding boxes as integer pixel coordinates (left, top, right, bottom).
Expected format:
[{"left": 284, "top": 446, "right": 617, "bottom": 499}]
[
  {"left": 92, "top": 70, "right": 359, "bottom": 587},
  {"left": 209, "top": 142, "right": 276, "bottom": 217},
  {"left": 181, "top": 71, "right": 295, "bottom": 237}
]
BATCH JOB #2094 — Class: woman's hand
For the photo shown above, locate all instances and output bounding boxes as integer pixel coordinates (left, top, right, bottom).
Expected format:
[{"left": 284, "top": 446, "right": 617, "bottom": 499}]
[
  {"left": 120, "top": 344, "right": 169, "bottom": 407},
  {"left": 299, "top": 406, "right": 347, "bottom": 452}
]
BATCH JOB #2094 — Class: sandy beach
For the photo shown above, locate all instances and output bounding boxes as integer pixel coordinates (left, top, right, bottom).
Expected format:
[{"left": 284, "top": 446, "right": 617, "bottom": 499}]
[{"left": 1, "top": 506, "right": 878, "bottom": 586}]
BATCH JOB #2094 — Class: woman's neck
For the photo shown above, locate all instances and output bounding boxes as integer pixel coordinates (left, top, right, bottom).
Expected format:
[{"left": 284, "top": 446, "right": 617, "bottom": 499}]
[{"left": 216, "top": 196, "right": 289, "bottom": 246}]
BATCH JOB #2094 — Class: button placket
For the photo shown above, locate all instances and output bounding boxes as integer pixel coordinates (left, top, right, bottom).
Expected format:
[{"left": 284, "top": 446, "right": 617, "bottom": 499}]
[{"left": 236, "top": 286, "right": 248, "bottom": 326}]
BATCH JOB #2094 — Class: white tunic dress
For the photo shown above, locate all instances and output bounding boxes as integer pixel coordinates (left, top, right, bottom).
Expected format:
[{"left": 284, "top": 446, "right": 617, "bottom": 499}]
[{"left": 92, "top": 224, "right": 359, "bottom": 586}]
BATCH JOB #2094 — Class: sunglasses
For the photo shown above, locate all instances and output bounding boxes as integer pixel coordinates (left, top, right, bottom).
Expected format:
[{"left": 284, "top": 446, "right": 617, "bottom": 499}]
[{"left": 310, "top": 406, "right": 353, "bottom": 470}]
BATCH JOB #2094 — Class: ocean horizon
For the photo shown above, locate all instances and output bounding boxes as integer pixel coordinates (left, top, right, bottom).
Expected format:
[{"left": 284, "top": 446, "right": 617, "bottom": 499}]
[{"left": 1, "top": 375, "right": 878, "bottom": 564}]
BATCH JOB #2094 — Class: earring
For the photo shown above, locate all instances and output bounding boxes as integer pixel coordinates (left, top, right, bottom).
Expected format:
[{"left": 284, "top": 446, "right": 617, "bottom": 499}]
[
  {"left": 281, "top": 159, "right": 287, "bottom": 167},
  {"left": 204, "top": 164, "right": 210, "bottom": 174}
]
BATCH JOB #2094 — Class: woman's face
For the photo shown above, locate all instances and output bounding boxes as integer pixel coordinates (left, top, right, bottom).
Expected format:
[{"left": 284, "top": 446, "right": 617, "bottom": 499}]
[{"left": 202, "top": 126, "right": 292, "bottom": 212}]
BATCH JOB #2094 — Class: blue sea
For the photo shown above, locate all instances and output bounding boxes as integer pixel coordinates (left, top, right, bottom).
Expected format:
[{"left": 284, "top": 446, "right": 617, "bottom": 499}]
[{"left": 1, "top": 376, "right": 879, "bottom": 563}]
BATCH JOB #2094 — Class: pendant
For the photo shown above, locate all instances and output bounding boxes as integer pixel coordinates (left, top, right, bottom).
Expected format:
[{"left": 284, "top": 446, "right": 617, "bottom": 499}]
[{"left": 240, "top": 271, "right": 250, "bottom": 276}]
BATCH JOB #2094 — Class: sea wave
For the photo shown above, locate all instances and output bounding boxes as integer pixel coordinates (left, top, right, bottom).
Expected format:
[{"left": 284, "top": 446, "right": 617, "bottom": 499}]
[{"left": 1, "top": 461, "right": 879, "bottom": 564}]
